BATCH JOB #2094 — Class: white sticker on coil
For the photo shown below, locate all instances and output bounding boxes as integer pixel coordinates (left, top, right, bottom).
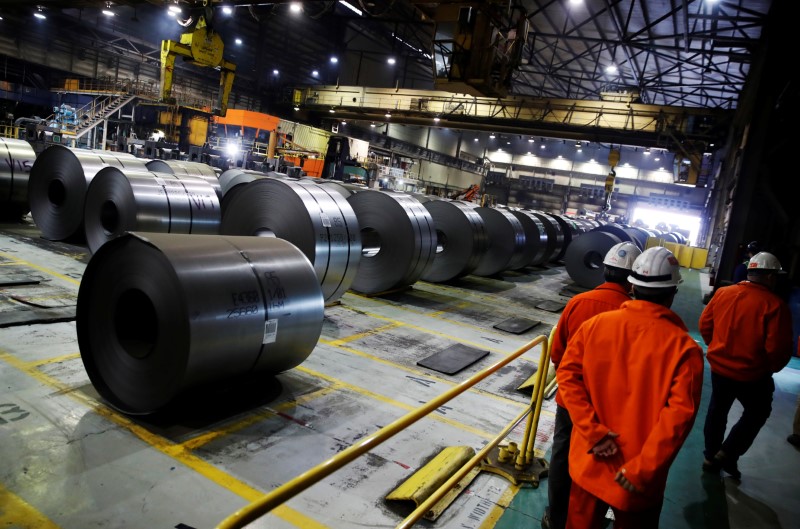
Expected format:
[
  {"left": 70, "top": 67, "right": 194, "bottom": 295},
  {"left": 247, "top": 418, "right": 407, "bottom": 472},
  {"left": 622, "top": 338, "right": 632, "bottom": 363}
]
[
  {"left": 154, "top": 176, "right": 167, "bottom": 186},
  {"left": 263, "top": 319, "right": 278, "bottom": 344},
  {"left": 320, "top": 212, "right": 332, "bottom": 228}
]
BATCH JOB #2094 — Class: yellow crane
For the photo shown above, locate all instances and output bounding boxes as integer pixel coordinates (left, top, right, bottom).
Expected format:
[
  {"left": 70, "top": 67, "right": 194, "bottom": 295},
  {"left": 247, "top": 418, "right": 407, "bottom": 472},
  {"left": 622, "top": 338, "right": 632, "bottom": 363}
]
[{"left": 160, "top": 9, "right": 236, "bottom": 116}]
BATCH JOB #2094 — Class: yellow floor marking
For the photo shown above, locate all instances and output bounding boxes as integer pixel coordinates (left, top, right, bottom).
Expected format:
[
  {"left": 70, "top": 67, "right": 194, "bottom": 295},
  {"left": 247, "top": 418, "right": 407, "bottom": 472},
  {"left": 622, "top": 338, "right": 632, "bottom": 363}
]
[
  {"left": 0, "top": 482, "right": 62, "bottom": 528},
  {"left": 338, "top": 300, "right": 525, "bottom": 356},
  {"left": 28, "top": 352, "right": 82, "bottom": 367},
  {"left": 0, "top": 349, "right": 329, "bottom": 529},
  {"left": 317, "top": 339, "right": 530, "bottom": 411},
  {"left": 182, "top": 385, "right": 338, "bottom": 450},
  {"left": 0, "top": 252, "right": 80, "bottom": 286},
  {"left": 326, "top": 321, "right": 404, "bottom": 346},
  {"left": 478, "top": 484, "right": 520, "bottom": 529},
  {"left": 296, "top": 365, "right": 497, "bottom": 440}
]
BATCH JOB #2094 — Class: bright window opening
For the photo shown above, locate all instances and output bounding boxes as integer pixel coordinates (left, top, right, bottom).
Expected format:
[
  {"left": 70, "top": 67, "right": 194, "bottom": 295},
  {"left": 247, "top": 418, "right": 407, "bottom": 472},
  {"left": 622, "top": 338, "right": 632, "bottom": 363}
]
[{"left": 631, "top": 206, "right": 701, "bottom": 246}]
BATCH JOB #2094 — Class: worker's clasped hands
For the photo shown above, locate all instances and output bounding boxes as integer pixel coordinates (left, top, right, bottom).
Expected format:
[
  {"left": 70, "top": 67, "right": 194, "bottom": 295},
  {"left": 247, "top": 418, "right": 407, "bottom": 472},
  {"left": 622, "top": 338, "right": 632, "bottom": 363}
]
[{"left": 592, "top": 432, "right": 642, "bottom": 494}]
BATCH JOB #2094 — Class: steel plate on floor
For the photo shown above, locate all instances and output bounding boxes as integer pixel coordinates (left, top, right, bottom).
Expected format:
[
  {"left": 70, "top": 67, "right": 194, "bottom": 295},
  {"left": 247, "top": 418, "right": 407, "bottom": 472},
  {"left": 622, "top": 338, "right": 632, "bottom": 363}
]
[
  {"left": 535, "top": 300, "right": 566, "bottom": 312},
  {"left": 493, "top": 317, "right": 541, "bottom": 334},
  {"left": 417, "top": 344, "right": 490, "bottom": 375}
]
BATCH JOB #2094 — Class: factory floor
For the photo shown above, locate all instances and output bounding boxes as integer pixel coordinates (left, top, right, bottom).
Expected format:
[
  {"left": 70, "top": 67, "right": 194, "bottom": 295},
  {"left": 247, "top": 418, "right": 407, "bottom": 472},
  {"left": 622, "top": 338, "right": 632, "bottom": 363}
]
[{"left": 1, "top": 219, "right": 798, "bottom": 529}]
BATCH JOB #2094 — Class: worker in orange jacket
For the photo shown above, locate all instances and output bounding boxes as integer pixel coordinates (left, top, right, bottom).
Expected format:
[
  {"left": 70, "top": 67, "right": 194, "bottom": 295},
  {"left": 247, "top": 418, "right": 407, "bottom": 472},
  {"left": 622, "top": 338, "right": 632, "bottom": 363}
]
[
  {"left": 700, "top": 251, "right": 793, "bottom": 479},
  {"left": 558, "top": 247, "right": 704, "bottom": 529},
  {"left": 542, "top": 241, "right": 641, "bottom": 529}
]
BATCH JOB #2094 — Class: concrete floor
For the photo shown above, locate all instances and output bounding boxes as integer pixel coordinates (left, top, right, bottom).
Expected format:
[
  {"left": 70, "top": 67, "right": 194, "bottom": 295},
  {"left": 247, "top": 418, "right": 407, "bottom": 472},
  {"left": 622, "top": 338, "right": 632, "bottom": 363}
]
[{"left": 1, "top": 218, "right": 798, "bottom": 529}]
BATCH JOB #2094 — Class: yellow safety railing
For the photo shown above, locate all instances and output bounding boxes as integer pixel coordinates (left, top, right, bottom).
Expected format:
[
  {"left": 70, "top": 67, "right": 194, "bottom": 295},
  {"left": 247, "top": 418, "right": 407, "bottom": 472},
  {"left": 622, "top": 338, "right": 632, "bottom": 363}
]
[
  {"left": 215, "top": 334, "right": 551, "bottom": 529},
  {"left": 0, "top": 125, "right": 21, "bottom": 139}
]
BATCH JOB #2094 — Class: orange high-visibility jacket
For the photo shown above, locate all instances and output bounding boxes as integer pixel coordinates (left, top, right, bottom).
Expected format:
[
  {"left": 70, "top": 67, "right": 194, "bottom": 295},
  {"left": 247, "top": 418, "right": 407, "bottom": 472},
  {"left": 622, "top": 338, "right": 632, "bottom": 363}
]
[
  {"left": 558, "top": 300, "right": 704, "bottom": 511},
  {"left": 550, "top": 282, "right": 631, "bottom": 408},
  {"left": 699, "top": 281, "right": 793, "bottom": 381}
]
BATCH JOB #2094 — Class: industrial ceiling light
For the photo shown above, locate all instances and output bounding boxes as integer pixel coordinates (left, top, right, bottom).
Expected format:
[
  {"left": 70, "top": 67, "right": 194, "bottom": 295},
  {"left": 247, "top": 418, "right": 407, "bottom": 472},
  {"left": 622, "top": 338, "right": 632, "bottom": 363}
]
[
  {"left": 272, "top": 69, "right": 279, "bottom": 75},
  {"left": 34, "top": 6, "right": 46, "bottom": 19},
  {"left": 330, "top": 56, "right": 338, "bottom": 64},
  {"left": 339, "top": 0, "right": 363, "bottom": 16},
  {"left": 341, "top": 121, "right": 346, "bottom": 125},
  {"left": 293, "top": 106, "right": 300, "bottom": 111},
  {"left": 102, "top": 2, "right": 114, "bottom": 16},
  {"left": 329, "top": 108, "right": 335, "bottom": 113},
  {"left": 387, "top": 57, "right": 396, "bottom": 65},
  {"left": 489, "top": 133, "right": 495, "bottom": 139},
  {"left": 289, "top": 3, "right": 302, "bottom": 14},
  {"left": 312, "top": 70, "right": 319, "bottom": 76},
  {"left": 385, "top": 112, "right": 391, "bottom": 118},
  {"left": 473, "top": 137, "right": 478, "bottom": 142},
  {"left": 235, "top": 38, "right": 242, "bottom": 45},
  {"left": 528, "top": 138, "right": 534, "bottom": 143},
  {"left": 433, "top": 117, "right": 440, "bottom": 123},
  {"left": 168, "top": 4, "right": 181, "bottom": 13},
  {"left": 575, "top": 140, "right": 581, "bottom": 147},
  {"left": 644, "top": 147, "right": 651, "bottom": 155},
  {"left": 222, "top": 5, "right": 233, "bottom": 15},
  {"left": 605, "top": 64, "right": 618, "bottom": 74},
  {"left": 370, "top": 123, "right": 376, "bottom": 127}
]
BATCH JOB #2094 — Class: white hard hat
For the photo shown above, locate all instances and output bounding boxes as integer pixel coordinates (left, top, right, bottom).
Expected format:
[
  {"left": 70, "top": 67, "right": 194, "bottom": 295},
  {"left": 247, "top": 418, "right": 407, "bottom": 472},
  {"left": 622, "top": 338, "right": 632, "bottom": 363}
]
[
  {"left": 747, "top": 251, "right": 781, "bottom": 272},
  {"left": 603, "top": 241, "right": 642, "bottom": 270},
  {"left": 628, "top": 246, "right": 682, "bottom": 288}
]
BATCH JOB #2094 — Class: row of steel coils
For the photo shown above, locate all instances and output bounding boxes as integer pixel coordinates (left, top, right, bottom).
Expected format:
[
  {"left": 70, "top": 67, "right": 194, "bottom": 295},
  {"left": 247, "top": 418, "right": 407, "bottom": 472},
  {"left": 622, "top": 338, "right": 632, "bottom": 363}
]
[{"left": 2, "top": 140, "right": 679, "bottom": 414}]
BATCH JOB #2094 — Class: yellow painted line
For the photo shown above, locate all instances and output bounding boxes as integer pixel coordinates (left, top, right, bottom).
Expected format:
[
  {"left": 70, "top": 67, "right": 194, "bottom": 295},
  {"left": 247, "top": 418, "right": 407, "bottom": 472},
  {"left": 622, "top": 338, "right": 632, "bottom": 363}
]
[
  {"left": 0, "top": 349, "right": 329, "bottom": 529},
  {"left": 338, "top": 300, "right": 518, "bottom": 356},
  {"left": 0, "top": 482, "right": 61, "bottom": 528},
  {"left": 0, "top": 252, "right": 80, "bottom": 286},
  {"left": 429, "top": 299, "right": 473, "bottom": 317},
  {"left": 296, "top": 365, "right": 496, "bottom": 440},
  {"left": 182, "top": 385, "right": 338, "bottom": 450},
  {"left": 326, "top": 321, "right": 404, "bottom": 346},
  {"left": 28, "top": 352, "right": 81, "bottom": 367},
  {"left": 318, "top": 339, "right": 529, "bottom": 411},
  {"left": 478, "top": 484, "right": 520, "bottom": 529}
]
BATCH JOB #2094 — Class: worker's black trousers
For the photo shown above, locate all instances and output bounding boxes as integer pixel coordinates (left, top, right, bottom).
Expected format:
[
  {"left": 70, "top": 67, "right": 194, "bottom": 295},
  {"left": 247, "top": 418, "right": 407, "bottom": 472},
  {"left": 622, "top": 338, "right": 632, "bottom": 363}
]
[
  {"left": 546, "top": 404, "right": 573, "bottom": 529},
  {"left": 703, "top": 372, "right": 774, "bottom": 461}
]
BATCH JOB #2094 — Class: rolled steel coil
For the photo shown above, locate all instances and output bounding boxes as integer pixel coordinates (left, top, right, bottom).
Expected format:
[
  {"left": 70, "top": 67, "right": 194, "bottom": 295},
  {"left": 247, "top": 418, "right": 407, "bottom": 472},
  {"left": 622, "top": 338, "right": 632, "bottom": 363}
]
[
  {"left": 421, "top": 200, "right": 488, "bottom": 282},
  {"left": 76, "top": 232, "right": 324, "bottom": 415},
  {"left": 622, "top": 226, "right": 650, "bottom": 250},
  {"left": 28, "top": 145, "right": 149, "bottom": 241},
  {"left": 529, "top": 211, "right": 564, "bottom": 264},
  {"left": 347, "top": 189, "right": 436, "bottom": 293},
  {"left": 465, "top": 204, "right": 527, "bottom": 275},
  {"left": 146, "top": 159, "right": 221, "bottom": 200},
  {"left": 0, "top": 138, "right": 36, "bottom": 220},
  {"left": 564, "top": 230, "right": 624, "bottom": 289},
  {"left": 220, "top": 178, "right": 361, "bottom": 304},
  {"left": 84, "top": 167, "right": 221, "bottom": 253},
  {"left": 594, "top": 222, "right": 635, "bottom": 245},
  {"left": 551, "top": 214, "right": 581, "bottom": 261},
  {"left": 509, "top": 209, "right": 548, "bottom": 267},
  {"left": 219, "top": 169, "right": 268, "bottom": 216}
]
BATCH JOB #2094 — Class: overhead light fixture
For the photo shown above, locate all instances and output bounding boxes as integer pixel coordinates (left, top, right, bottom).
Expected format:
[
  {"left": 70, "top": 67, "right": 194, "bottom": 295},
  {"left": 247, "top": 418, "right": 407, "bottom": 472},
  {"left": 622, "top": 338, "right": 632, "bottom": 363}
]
[
  {"left": 329, "top": 108, "right": 336, "bottom": 113},
  {"left": 433, "top": 117, "right": 440, "bottom": 123},
  {"left": 387, "top": 57, "right": 396, "bottom": 65},
  {"left": 168, "top": 4, "right": 181, "bottom": 13},
  {"left": 289, "top": 3, "right": 302, "bottom": 13},
  {"left": 370, "top": 123, "right": 376, "bottom": 128},
  {"left": 385, "top": 112, "right": 391, "bottom": 118},
  {"left": 312, "top": 70, "right": 319, "bottom": 76},
  {"left": 272, "top": 69, "right": 279, "bottom": 75},
  {"left": 489, "top": 133, "right": 495, "bottom": 139},
  {"left": 575, "top": 140, "right": 581, "bottom": 147},
  {"left": 330, "top": 56, "right": 338, "bottom": 64},
  {"left": 644, "top": 147, "right": 651, "bottom": 155},
  {"left": 341, "top": 121, "right": 346, "bottom": 125},
  {"left": 293, "top": 106, "right": 300, "bottom": 111},
  {"left": 102, "top": 3, "right": 114, "bottom": 16},
  {"left": 235, "top": 38, "right": 242, "bottom": 45},
  {"left": 34, "top": 6, "right": 46, "bottom": 19},
  {"left": 506, "top": 141, "right": 511, "bottom": 145},
  {"left": 339, "top": 0, "right": 363, "bottom": 16},
  {"left": 528, "top": 138, "right": 534, "bottom": 143},
  {"left": 473, "top": 138, "right": 478, "bottom": 142},
  {"left": 540, "top": 144, "right": 545, "bottom": 149},
  {"left": 605, "top": 64, "right": 618, "bottom": 74},
  {"left": 222, "top": 5, "right": 233, "bottom": 15}
]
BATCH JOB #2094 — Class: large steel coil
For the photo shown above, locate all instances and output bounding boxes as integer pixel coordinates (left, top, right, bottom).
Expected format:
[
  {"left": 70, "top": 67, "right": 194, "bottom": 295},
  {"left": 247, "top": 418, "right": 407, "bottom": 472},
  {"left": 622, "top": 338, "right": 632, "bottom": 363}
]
[
  {"left": 421, "top": 200, "right": 488, "bottom": 282},
  {"left": 146, "top": 159, "right": 221, "bottom": 200},
  {"left": 84, "top": 167, "right": 221, "bottom": 253},
  {"left": 28, "top": 145, "right": 149, "bottom": 241},
  {"left": 623, "top": 226, "right": 650, "bottom": 250},
  {"left": 564, "top": 230, "right": 624, "bottom": 289},
  {"left": 551, "top": 214, "right": 581, "bottom": 261},
  {"left": 529, "top": 211, "right": 564, "bottom": 265},
  {"left": 347, "top": 189, "right": 436, "bottom": 293},
  {"left": 509, "top": 209, "right": 548, "bottom": 267},
  {"left": 594, "top": 222, "right": 635, "bottom": 245},
  {"left": 468, "top": 205, "right": 527, "bottom": 275},
  {"left": 218, "top": 169, "right": 268, "bottom": 216},
  {"left": 0, "top": 138, "right": 36, "bottom": 220},
  {"left": 220, "top": 178, "right": 361, "bottom": 304},
  {"left": 316, "top": 180, "right": 369, "bottom": 199},
  {"left": 76, "top": 232, "right": 324, "bottom": 415}
]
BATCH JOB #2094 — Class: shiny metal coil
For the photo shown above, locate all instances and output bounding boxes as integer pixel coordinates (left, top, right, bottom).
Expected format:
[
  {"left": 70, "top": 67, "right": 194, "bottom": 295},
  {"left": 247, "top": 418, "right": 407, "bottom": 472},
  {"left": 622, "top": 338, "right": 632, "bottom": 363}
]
[
  {"left": 76, "top": 232, "right": 324, "bottom": 415},
  {"left": 347, "top": 189, "right": 436, "bottom": 293},
  {"left": 84, "top": 167, "right": 221, "bottom": 253},
  {"left": 509, "top": 209, "right": 549, "bottom": 267},
  {"left": 468, "top": 204, "right": 527, "bottom": 275},
  {"left": 529, "top": 211, "right": 564, "bottom": 264},
  {"left": 421, "top": 199, "right": 488, "bottom": 282},
  {"left": 146, "top": 159, "right": 221, "bottom": 200},
  {"left": 0, "top": 138, "right": 36, "bottom": 220},
  {"left": 316, "top": 180, "right": 369, "bottom": 198},
  {"left": 220, "top": 178, "right": 361, "bottom": 304},
  {"left": 564, "top": 229, "right": 624, "bottom": 289},
  {"left": 28, "top": 145, "right": 149, "bottom": 241}
]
